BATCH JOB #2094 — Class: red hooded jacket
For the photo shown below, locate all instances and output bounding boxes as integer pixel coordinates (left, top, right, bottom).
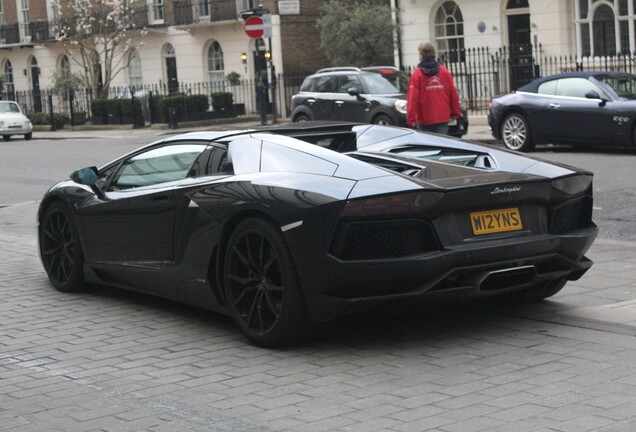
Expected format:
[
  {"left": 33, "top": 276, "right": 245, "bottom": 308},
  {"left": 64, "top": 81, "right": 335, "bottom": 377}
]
[{"left": 406, "top": 62, "right": 461, "bottom": 126}]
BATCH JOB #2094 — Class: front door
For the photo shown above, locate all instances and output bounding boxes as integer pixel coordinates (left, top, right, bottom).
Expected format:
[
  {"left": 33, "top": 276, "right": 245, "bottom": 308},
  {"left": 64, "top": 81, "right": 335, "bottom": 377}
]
[
  {"left": 30, "top": 58, "right": 42, "bottom": 112},
  {"left": 79, "top": 187, "right": 178, "bottom": 264},
  {"left": 166, "top": 56, "right": 178, "bottom": 94},
  {"left": 508, "top": 13, "right": 533, "bottom": 90}
]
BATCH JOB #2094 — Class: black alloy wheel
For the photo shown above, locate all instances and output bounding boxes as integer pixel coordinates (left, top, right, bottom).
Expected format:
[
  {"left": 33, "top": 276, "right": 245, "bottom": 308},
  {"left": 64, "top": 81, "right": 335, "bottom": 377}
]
[
  {"left": 224, "top": 218, "right": 308, "bottom": 346},
  {"left": 39, "top": 202, "right": 86, "bottom": 292}
]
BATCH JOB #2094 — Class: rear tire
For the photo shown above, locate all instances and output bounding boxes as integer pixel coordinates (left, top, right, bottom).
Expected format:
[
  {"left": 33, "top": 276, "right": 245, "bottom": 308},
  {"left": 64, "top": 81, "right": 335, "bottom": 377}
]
[
  {"left": 3, "top": 135, "right": 10, "bottom": 141},
  {"left": 39, "top": 202, "right": 86, "bottom": 293},
  {"left": 293, "top": 113, "right": 310, "bottom": 122},
  {"left": 501, "top": 113, "right": 534, "bottom": 152},
  {"left": 224, "top": 217, "right": 309, "bottom": 347}
]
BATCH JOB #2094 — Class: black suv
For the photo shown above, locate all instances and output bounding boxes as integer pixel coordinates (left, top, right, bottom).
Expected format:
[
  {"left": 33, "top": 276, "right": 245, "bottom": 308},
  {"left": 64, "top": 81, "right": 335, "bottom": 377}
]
[
  {"left": 290, "top": 67, "right": 408, "bottom": 127},
  {"left": 290, "top": 66, "right": 468, "bottom": 136}
]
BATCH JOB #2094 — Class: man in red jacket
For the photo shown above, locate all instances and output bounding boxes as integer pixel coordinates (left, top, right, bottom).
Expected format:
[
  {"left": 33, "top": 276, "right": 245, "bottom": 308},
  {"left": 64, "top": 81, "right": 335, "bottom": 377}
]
[{"left": 407, "top": 42, "right": 461, "bottom": 135}]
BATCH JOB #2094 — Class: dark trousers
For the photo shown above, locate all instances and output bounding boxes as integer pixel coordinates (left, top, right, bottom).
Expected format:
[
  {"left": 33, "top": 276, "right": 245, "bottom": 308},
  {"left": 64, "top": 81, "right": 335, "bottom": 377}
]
[{"left": 416, "top": 123, "right": 450, "bottom": 135}]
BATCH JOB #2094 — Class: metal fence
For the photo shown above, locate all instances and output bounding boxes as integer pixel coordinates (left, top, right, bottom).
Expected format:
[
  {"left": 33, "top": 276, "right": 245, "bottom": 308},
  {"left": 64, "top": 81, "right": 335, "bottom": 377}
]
[
  {"left": 437, "top": 44, "right": 636, "bottom": 113},
  {"left": 7, "top": 45, "right": 636, "bottom": 126},
  {"left": 2, "top": 72, "right": 307, "bottom": 127}
]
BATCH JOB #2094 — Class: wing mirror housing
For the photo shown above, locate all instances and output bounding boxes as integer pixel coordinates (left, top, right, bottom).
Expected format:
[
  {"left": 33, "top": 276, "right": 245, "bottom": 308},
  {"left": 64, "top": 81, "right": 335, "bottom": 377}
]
[
  {"left": 585, "top": 90, "right": 607, "bottom": 107},
  {"left": 348, "top": 87, "right": 365, "bottom": 101},
  {"left": 71, "top": 166, "right": 98, "bottom": 185},
  {"left": 70, "top": 166, "right": 105, "bottom": 198}
]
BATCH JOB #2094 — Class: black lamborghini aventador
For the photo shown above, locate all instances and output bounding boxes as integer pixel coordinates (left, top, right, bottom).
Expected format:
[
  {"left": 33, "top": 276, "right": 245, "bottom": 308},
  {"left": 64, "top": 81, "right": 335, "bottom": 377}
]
[{"left": 38, "top": 123, "right": 598, "bottom": 346}]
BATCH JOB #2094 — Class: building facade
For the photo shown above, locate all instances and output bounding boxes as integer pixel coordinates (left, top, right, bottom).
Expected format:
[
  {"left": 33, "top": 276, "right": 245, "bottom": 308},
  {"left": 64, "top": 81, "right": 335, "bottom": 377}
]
[
  {"left": 1, "top": 0, "right": 635, "bottom": 112},
  {"left": 397, "top": 0, "right": 636, "bottom": 67}
]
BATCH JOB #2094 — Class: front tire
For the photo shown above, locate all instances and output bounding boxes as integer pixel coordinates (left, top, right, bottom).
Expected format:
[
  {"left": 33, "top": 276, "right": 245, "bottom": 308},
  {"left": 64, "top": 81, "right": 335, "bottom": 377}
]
[
  {"left": 3, "top": 135, "right": 10, "bottom": 141},
  {"left": 39, "top": 202, "right": 86, "bottom": 292},
  {"left": 372, "top": 114, "right": 393, "bottom": 126},
  {"left": 501, "top": 113, "right": 534, "bottom": 152},
  {"left": 25, "top": 132, "right": 32, "bottom": 140},
  {"left": 293, "top": 113, "right": 310, "bottom": 122},
  {"left": 224, "top": 217, "right": 309, "bottom": 347}
]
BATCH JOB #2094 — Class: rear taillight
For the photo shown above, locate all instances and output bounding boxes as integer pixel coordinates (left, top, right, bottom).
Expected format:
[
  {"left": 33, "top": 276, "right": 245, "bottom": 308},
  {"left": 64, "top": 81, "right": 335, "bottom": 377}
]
[{"left": 340, "top": 192, "right": 443, "bottom": 218}]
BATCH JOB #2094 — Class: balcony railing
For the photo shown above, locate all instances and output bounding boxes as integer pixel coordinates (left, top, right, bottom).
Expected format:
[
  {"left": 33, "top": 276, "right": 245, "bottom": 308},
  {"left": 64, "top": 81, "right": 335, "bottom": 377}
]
[
  {"left": 0, "top": 23, "right": 21, "bottom": 45},
  {"left": 0, "top": 4, "right": 160, "bottom": 47},
  {"left": 174, "top": 0, "right": 237, "bottom": 25}
]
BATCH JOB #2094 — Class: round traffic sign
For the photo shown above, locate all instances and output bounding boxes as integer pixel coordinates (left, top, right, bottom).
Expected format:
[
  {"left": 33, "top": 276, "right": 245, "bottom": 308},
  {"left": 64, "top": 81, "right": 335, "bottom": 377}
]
[{"left": 244, "top": 16, "right": 264, "bottom": 39}]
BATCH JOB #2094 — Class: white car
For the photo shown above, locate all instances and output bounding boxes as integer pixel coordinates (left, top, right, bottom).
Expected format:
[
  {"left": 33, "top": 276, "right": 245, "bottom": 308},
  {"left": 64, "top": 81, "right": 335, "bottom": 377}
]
[{"left": 0, "top": 101, "right": 33, "bottom": 141}]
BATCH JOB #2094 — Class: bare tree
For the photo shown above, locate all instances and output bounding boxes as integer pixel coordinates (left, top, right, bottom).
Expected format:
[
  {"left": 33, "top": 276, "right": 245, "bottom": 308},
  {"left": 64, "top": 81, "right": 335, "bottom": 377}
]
[{"left": 53, "top": 0, "right": 147, "bottom": 99}]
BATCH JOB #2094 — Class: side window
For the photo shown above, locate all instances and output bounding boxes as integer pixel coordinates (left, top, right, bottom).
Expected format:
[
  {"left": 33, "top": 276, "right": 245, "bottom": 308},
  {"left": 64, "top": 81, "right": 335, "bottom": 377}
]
[
  {"left": 537, "top": 80, "right": 557, "bottom": 95},
  {"left": 108, "top": 143, "right": 207, "bottom": 191},
  {"left": 206, "top": 145, "right": 233, "bottom": 174},
  {"left": 555, "top": 78, "right": 606, "bottom": 99},
  {"left": 300, "top": 77, "right": 314, "bottom": 92},
  {"left": 314, "top": 75, "right": 336, "bottom": 92},
  {"left": 337, "top": 74, "right": 362, "bottom": 93}
]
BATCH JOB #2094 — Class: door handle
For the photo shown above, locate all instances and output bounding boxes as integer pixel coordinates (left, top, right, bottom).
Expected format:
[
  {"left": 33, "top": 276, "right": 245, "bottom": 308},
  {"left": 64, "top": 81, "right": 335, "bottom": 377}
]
[
  {"left": 151, "top": 195, "right": 170, "bottom": 201},
  {"left": 548, "top": 103, "right": 561, "bottom": 109},
  {"left": 307, "top": 98, "right": 316, "bottom": 104},
  {"left": 335, "top": 101, "right": 344, "bottom": 106}
]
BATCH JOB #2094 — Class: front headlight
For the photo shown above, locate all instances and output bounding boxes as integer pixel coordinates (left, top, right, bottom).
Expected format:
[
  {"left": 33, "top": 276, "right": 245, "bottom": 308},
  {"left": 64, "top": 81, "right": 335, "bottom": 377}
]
[
  {"left": 395, "top": 100, "right": 407, "bottom": 114},
  {"left": 25, "top": 120, "right": 32, "bottom": 128}
]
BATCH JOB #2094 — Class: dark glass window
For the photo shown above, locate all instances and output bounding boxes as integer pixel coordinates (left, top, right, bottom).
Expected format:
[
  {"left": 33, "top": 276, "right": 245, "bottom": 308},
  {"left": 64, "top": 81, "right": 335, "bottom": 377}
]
[{"left": 593, "top": 5, "right": 616, "bottom": 56}]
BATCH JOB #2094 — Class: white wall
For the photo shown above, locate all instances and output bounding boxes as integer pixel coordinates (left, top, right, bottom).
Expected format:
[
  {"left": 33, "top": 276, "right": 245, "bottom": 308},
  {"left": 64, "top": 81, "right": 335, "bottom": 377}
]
[{"left": 398, "top": 0, "right": 575, "bottom": 68}]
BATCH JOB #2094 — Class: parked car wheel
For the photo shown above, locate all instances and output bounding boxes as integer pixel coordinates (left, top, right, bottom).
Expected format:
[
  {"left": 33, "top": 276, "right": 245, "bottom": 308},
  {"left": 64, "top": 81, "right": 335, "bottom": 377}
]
[
  {"left": 373, "top": 114, "right": 393, "bottom": 126},
  {"left": 39, "top": 202, "right": 86, "bottom": 292},
  {"left": 501, "top": 113, "right": 534, "bottom": 152},
  {"left": 25, "top": 132, "right": 32, "bottom": 140},
  {"left": 3, "top": 135, "right": 10, "bottom": 141},
  {"left": 293, "top": 113, "right": 310, "bottom": 122},
  {"left": 224, "top": 217, "right": 309, "bottom": 347}
]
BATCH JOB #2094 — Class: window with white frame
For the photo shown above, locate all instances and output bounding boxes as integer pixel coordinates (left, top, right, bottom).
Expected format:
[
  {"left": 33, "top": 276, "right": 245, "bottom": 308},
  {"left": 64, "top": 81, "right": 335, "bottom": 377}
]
[
  {"left": 207, "top": 41, "right": 225, "bottom": 91},
  {"left": 129, "top": 49, "right": 143, "bottom": 88},
  {"left": 3, "top": 60, "right": 14, "bottom": 96},
  {"left": 196, "top": 0, "right": 211, "bottom": 21},
  {"left": 148, "top": 0, "right": 164, "bottom": 24},
  {"left": 60, "top": 54, "right": 70, "bottom": 73},
  {"left": 576, "top": 0, "right": 635, "bottom": 56},
  {"left": 20, "top": 0, "right": 30, "bottom": 40},
  {"left": 434, "top": 1, "right": 464, "bottom": 62},
  {"left": 0, "top": 1, "right": 5, "bottom": 27},
  {"left": 237, "top": 0, "right": 256, "bottom": 14}
]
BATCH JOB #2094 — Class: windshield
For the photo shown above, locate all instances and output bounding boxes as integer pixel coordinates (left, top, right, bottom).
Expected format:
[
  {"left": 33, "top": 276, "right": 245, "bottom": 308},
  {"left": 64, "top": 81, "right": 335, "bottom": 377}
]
[
  {"left": 0, "top": 102, "right": 21, "bottom": 113},
  {"left": 368, "top": 69, "right": 410, "bottom": 93},
  {"left": 598, "top": 75, "right": 636, "bottom": 99},
  {"left": 360, "top": 73, "right": 404, "bottom": 94}
]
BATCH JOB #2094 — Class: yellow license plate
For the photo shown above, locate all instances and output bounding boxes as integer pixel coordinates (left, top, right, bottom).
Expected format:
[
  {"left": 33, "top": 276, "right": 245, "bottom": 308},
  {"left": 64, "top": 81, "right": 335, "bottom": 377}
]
[{"left": 470, "top": 208, "right": 523, "bottom": 235}]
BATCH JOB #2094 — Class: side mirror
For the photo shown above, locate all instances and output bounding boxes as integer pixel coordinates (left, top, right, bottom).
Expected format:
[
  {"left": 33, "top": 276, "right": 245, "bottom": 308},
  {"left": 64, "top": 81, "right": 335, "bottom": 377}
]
[
  {"left": 70, "top": 166, "right": 98, "bottom": 185},
  {"left": 347, "top": 87, "right": 364, "bottom": 100},
  {"left": 70, "top": 166, "right": 105, "bottom": 199},
  {"left": 585, "top": 90, "right": 607, "bottom": 107}
]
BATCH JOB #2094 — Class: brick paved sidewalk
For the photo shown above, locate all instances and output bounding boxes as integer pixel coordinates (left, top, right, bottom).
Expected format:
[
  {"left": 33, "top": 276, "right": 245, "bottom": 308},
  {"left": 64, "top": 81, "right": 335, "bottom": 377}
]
[{"left": 2, "top": 201, "right": 636, "bottom": 432}]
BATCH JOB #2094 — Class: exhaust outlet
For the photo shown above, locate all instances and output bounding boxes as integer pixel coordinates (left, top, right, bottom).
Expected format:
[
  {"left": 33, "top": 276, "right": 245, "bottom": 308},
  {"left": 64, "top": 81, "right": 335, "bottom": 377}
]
[{"left": 478, "top": 265, "right": 537, "bottom": 291}]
